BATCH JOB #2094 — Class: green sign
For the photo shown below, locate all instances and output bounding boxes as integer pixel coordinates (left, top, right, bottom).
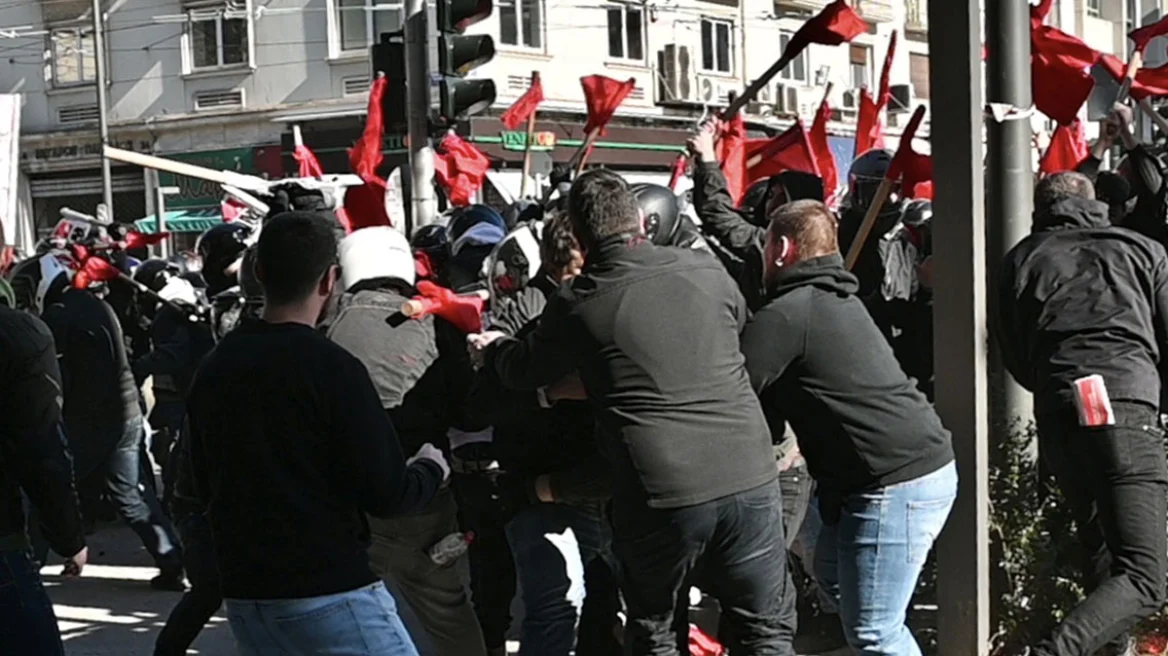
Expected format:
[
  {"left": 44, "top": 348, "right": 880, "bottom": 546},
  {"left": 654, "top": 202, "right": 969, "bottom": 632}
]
[
  {"left": 500, "top": 131, "right": 556, "bottom": 152},
  {"left": 158, "top": 148, "right": 254, "bottom": 209}
]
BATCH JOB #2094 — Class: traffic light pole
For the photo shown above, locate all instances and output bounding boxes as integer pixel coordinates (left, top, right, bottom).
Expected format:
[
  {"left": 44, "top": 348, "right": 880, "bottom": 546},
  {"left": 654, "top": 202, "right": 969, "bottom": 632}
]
[{"left": 404, "top": 0, "right": 438, "bottom": 233}]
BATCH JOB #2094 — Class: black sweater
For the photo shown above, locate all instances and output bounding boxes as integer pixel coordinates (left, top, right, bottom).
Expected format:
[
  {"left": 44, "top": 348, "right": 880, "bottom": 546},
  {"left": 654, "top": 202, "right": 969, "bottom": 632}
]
[
  {"left": 0, "top": 307, "right": 85, "bottom": 557},
  {"left": 185, "top": 320, "right": 443, "bottom": 599},
  {"left": 740, "top": 255, "right": 953, "bottom": 499},
  {"left": 487, "top": 237, "right": 777, "bottom": 509}
]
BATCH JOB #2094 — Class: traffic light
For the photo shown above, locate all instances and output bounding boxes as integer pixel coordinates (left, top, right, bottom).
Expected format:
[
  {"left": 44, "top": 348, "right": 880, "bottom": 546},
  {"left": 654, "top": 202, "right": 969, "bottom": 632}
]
[
  {"left": 436, "top": 0, "right": 497, "bottom": 124},
  {"left": 372, "top": 33, "right": 408, "bottom": 132}
]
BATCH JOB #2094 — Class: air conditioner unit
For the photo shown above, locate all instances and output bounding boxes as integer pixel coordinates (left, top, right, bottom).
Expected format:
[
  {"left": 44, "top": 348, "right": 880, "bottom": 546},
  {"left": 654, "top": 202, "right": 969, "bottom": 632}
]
[
  {"left": 888, "top": 84, "right": 913, "bottom": 113},
  {"left": 697, "top": 76, "right": 730, "bottom": 105},
  {"left": 841, "top": 89, "right": 860, "bottom": 110},
  {"left": 775, "top": 85, "right": 800, "bottom": 115},
  {"left": 658, "top": 44, "right": 695, "bottom": 105}
]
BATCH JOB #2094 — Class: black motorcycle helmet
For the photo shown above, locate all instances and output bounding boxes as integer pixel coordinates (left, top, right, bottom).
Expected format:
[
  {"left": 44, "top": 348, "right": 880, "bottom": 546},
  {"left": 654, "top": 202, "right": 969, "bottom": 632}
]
[
  {"left": 503, "top": 199, "right": 544, "bottom": 231},
  {"left": 132, "top": 258, "right": 183, "bottom": 318},
  {"left": 630, "top": 183, "right": 681, "bottom": 246},
  {"left": 411, "top": 223, "right": 450, "bottom": 254},
  {"left": 901, "top": 199, "right": 934, "bottom": 255},
  {"left": 848, "top": 149, "right": 899, "bottom": 211},
  {"left": 740, "top": 179, "right": 771, "bottom": 216},
  {"left": 196, "top": 223, "right": 251, "bottom": 296},
  {"left": 238, "top": 245, "right": 263, "bottom": 302}
]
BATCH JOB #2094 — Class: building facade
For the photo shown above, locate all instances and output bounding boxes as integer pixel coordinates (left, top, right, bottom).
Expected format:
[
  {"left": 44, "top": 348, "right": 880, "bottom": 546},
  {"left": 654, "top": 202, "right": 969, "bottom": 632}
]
[{"left": 0, "top": 0, "right": 1161, "bottom": 239}]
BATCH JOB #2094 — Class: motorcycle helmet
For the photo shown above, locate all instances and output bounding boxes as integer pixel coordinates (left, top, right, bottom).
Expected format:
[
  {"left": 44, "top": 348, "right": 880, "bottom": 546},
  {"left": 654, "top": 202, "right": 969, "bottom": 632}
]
[
  {"left": 900, "top": 199, "right": 934, "bottom": 256},
  {"left": 630, "top": 183, "right": 681, "bottom": 246},
  {"left": 7, "top": 251, "right": 74, "bottom": 313},
  {"left": 487, "top": 222, "right": 544, "bottom": 301},
  {"left": 196, "top": 223, "right": 252, "bottom": 296},
  {"left": 503, "top": 200, "right": 544, "bottom": 231},
  {"left": 339, "top": 226, "right": 416, "bottom": 291},
  {"left": 848, "top": 149, "right": 899, "bottom": 211},
  {"left": 448, "top": 205, "right": 507, "bottom": 245}
]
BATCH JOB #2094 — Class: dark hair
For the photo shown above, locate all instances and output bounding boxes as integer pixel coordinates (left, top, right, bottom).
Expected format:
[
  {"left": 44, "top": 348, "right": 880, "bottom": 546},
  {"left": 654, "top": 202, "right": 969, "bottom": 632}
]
[
  {"left": 255, "top": 212, "right": 338, "bottom": 306},
  {"left": 567, "top": 169, "right": 640, "bottom": 248},
  {"left": 767, "top": 199, "right": 839, "bottom": 260},
  {"left": 1035, "top": 171, "right": 1095, "bottom": 215},
  {"left": 541, "top": 213, "right": 580, "bottom": 276}
]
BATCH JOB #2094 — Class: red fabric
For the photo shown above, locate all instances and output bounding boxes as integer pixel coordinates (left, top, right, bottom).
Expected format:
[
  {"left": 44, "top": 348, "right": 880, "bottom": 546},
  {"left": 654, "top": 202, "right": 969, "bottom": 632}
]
[
  {"left": 1031, "top": 0, "right": 1053, "bottom": 27},
  {"left": 435, "top": 133, "right": 491, "bottom": 207},
  {"left": 1130, "top": 15, "right": 1168, "bottom": 54},
  {"left": 1039, "top": 119, "right": 1090, "bottom": 174},
  {"left": 411, "top": 281, "right": 484, "bottom": 333},
  {"left": 1031, "top": 24, "right": 1101, "bottom": 125},
  {"left": 221, "top": 197, "right": 247, "bottom": 222},
  {"left": 1100, "top": 53, "right": 1168, "bottom": 101},
  {"left": 581, "top": 76, "right": 636, "bottom": 135},
  {"left": 123, "top": 230, "right": 168, "bottom": 250},
  {"left": 888, "top": 106, "right": 932, "bottom": 200},
  {"left": 746, "top": 121, "right": 819, "bottom": 182},
  {"left": 414, "top": 250, "right": 436, "bottom": 281},
  {"left": 70, "top": 245, "right": 121, "bottom": 289},
  {"left": 342, "top": 77, "right": 394, "bottom": 232},
  {"left": 293, "top": 144, "right": 325, "bottom": 179},
  {"left": 856, "top": 31, "right": 897, "bottom": 155},
  {"left": 779, "top": 0, "right": 867, "bottom": 65},
  {"left": 688, "top": 625, "right": 724, "bottom": 656},
  {"left": 668, "top": 154, "right": 688, "bottom": 191},
  {"left": 342, "top": 180, "right": 392, "bottom": 231},
  {"left": 718, "top": 112, "right": 748, "bottom": 205},
  {"left": 0, "top": 246, "right": 13, "bottom": 276},
  {"left": 809, "top": 95, "right": 839, "bottom": 200},
  {"left": 501, "top": 73, "right": 545, "bottom": 130}
]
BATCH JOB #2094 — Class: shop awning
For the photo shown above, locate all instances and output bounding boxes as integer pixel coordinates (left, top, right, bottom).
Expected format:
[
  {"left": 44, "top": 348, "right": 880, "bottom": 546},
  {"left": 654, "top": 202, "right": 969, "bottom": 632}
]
[{"left": 134, "top": 209, "right": 223, "bottom": 234}]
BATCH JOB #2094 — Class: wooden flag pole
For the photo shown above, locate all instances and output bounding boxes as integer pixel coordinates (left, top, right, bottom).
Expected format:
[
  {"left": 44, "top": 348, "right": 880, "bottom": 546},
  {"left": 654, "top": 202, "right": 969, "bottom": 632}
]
[
  {"left": 571, "top": 127, "right": 602, "bottom": 177},
  {"left": 1116, "top": 50, "right": 1143, "bottom": 104},
  {"left": 844, "top": 176, "right": 897, "bottom": 271},
  {"left": 720, "top": 53, "right": 794, "bottom": 119},
  {"left": 520, "top": 71, "right": 539, "bottom": 198},
  {"left": 744, "top": 82, "right": 833, "bottom": 170}
]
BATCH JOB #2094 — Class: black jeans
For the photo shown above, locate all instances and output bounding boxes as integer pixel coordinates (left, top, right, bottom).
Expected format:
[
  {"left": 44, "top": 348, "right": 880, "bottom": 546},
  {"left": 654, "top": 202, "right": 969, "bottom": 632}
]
[
  {"left": 613, "top": 479, "right": 796, "bottom": 656},
  {"left": 1035, "top": 401, "right": 1168, "bottom": 656},
  {"left": 155, "top": 513, "right": 222, "bottom": 655},
  {"left": 0, "top": 549, "right": 64, "bottom": 655},
  {"left": 453, "top": 472, "right": 516, "bottom": 651}
]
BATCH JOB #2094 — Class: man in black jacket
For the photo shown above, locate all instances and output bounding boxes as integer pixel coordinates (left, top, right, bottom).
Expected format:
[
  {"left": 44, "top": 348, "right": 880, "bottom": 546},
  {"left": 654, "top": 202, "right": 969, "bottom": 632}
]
[
  {"left": 184, "top": 212, "right": 449, "bottom": 653},
  {"left": 0, "top": 303, "right": 87, "bottom": 654},
  {"left": 739, "top": 200, "right": 955, "bottom": 656},
  {"left": 472, "top": 170, "right": 794, "bottom": 656},
  {"left": 995, "top": 172, "right": 1168, "bottom": 656}
]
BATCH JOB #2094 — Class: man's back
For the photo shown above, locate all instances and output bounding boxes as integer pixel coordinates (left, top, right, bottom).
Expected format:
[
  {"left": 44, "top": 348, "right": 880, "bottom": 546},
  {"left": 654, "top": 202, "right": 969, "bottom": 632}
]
[
  {"left": 185, "top": 320, "right": 440, "bottom": 599},
  {"left": 549, "top": 239, "right": 775, "bottom": 508},
  {"left": 997, "top": 196, "right": 1168, "bottom": 411}
]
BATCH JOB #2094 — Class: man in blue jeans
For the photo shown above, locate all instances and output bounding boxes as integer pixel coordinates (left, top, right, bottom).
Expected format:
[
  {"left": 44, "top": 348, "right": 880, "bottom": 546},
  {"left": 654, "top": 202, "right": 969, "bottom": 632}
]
[
  {"left": 740, "top": 200, "right": 956, "bottom": 656},
  {"left": 184, "top": 212, "right": 449, "bottom": 654}
]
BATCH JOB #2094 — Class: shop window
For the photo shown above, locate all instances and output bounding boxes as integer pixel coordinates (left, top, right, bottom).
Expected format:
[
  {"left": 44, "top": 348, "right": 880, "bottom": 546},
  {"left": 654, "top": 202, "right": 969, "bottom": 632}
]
[
  {"left": 333, "top": 0, "right": 403, "bottom": 55},
  {"left": 700, "top": 17, "right": 733, "bottom": 75},
  {"left": 606, "top": 3, "right": 645, "bottom": 62},
  {"left": 499, "top": 0, "right": 543, "bottom": 49},
  {"left": 184, "top": 0, "right": 253, "bottom": 72}
]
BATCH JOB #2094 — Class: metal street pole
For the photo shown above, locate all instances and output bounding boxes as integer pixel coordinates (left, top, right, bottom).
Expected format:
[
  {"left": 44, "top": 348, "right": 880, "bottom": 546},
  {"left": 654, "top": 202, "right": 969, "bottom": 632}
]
[
  {"left": 986, "top": 0, "right": 1034, "bottom": 440},
  {"left": 403, "top": 0, "right": 437, "bottom": 233},
  {"left": 928, "top": 0, "right": 991, "bottom": 652},
  {"left": 91, "top": 0, "right": 114, "bottom": 220}
]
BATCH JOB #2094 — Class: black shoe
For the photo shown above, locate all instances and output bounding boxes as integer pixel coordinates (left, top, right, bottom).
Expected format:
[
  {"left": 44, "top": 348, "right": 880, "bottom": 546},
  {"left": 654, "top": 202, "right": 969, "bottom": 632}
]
[{"left": 150, "top": 571, "right": 186, "bottom": 592}]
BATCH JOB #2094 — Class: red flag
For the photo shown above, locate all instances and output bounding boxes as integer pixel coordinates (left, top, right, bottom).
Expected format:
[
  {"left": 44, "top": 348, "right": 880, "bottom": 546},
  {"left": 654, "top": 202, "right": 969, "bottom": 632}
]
[
  {"left": 887, "top": 106, "right": 932, "bottom": 200},
  {"left": 1031, "top": 0, "right": 1053, "bottom": 27},
  {"left": 410, "top": 280, "right": 485, "bottom": 333},
  {"left": 123, "top": 230, "right": 168, "bottom": 250},
  {"left": 349, "top": 76, "right": 389, "bottom": 181},
  {"left": 581, "top": 75, "right": 636, "bottom": 135},
  {"left": 809, "top": 95, "right": 839, "bottom": 201},
  {"left": 1130, "top": 15, "right": 1168, "bottom": 54},
  {"left": 778, "top": 0, "right": 867, "bottom": 65},
  {"left": 718, "top": 112, "right": 748, "bottom": 205},
  {"left": 1100, "top": 53, "right": 1168, "bottom": 100},
  {"left": 668, "top": 153, "right": 688, "bottom": 192},
  {"left": 855, "top": 31, "right": 898, "bottom": 155},
  {"left": 70, "top": 247, "right": 121, "bottom": 290},
  {"left": 221, "top": 197, "right": 247, "bottom": 222},
  {"left": 435, "top": 133, "right": 490, "bottom": 207},
  {"left": 746, "top": 121, "right": 819, "bottom": 182},
  {"left": 1031, "top": 24, "right": 1101, "bottom": 125},
  {"left": 688, "top": 625, "right": 724, "bottom": 656},
  {"left": 293, "top": 144, "right": 324, "bottom": 178},
  {"left": 342, "top": 179, "right": 393, "bottom": 231},
  {"left": 501, "top": 73, "right": 545, "bottom": 130},
  {"left": 1039, "top": 119, "right": 1089, "bottom": 174}
]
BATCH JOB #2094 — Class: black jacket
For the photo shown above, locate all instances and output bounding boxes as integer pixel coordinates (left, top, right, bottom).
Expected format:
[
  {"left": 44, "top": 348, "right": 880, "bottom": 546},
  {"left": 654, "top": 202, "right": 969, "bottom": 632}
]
[
  {"left": 326, "top": 285, "right": 474, "bottom": 455},
  {"left": 469, "top": 275, "right": 610, "bottom": 503},
  {"left": 996, "top": 196, "right": 1168, "bottom": 413},
  {"left": 0, "top": 306, "right": 85, "bottom": 558},
  {"left": 132, "top": 304, "right": 214, "bottom": 397},
  {"left": 1119, "top": 145, "right": 1168, "bottom": 246},
  {"left": 740, "top": 254, "right": 953, "bottom": 500},
  {"left": 487, "top": 236, "right": 777, "bottom": 509}
]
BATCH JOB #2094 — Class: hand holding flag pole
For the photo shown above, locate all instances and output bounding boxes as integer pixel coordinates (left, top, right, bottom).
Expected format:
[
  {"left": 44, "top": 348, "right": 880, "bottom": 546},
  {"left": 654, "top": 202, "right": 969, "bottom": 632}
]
[{"left": 844, "top": 105, "right": 927, "bottom": 271}]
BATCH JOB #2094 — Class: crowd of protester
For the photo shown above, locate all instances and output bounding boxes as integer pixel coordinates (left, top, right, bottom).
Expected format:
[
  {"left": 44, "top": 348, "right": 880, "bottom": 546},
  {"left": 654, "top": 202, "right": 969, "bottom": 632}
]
[{"left": 0, "top": 102, "right": 1165, "bottom": 656}]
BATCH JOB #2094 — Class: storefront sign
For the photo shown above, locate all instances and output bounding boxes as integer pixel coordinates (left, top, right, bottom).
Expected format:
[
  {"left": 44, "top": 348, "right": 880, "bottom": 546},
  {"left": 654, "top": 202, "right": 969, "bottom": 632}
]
[
  {"left": 500, "top": 131, "right": 556, "bottom": 151},
  {"left": 25, "top": 138, "right": 152, "bottom": 163},
  {"left": 158, "top": 148, "right": 254, "bottom": 209}
]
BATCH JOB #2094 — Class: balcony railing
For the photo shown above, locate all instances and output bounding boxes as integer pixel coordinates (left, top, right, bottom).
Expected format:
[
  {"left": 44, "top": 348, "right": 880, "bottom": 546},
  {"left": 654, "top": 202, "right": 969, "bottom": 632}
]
[
  {"left": 851, "top": 0, "right": 894, "bottom": 24},
  {"left": 905, "top": 0, "right": 928, "bottom": 34}
]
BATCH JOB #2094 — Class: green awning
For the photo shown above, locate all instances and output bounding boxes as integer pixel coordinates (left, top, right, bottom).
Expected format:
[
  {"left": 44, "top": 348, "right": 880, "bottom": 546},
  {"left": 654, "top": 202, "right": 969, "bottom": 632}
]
[{"left": 134, "top": 209, "right": 223, "bottom": 234}]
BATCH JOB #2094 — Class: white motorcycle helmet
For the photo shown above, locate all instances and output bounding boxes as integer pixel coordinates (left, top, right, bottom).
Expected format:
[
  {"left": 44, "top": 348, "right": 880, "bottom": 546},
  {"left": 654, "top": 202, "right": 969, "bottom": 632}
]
[{"left": 338, "top": 226, "right": 415, "bottom": 291}]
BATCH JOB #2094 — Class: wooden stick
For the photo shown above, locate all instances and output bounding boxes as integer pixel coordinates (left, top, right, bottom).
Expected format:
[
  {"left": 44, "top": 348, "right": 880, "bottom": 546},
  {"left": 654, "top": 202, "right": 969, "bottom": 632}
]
[
  {"left": 401, "top": 289, "right": 489, "bottom": 317},
  {"left": 720, "top": 53, "right": 793, "bottom": 119},
  {"left": 844, "top": 177, "right": 896, "bottom": 271},
  {"left": 105, "top": 146, "right": 270, "bottom": 193},
  {"left": 1116, "top": 50, "right": 1143, "bottom": 105},
  {"left": 520, "top": 71, "right": 540, "bottom": 198},
  {"left": 572, "top": 127, "right": 602, "bottom": 178}
]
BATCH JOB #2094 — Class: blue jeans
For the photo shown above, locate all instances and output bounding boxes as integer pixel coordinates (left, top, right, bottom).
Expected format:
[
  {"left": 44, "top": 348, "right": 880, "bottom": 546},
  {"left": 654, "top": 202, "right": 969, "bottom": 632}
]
[
  {"left": 814, "top": 462, "right": 957, "bottom": 656},
  {"left": 0, "top": 549, "right": 64, "bottom": 655},
  {"left": 225, "top": 581, "right": 420, "bottom": 655},
  {"left": 505, "top": 502, "right": 613, "bottom": 656}
]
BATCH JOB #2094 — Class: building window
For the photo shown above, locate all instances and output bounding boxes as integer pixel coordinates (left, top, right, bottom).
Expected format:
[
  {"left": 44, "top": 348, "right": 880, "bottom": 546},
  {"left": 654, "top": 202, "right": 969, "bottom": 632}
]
[
  {"left": 700, "top": 17, "right": 733, "bottom": 74},
  {"left": 606, "top": 3, "right": 644, "bottom": 62},
  {"left": 778, "top": 31, "right": 808, "bottom": 83},
  {"left": 909, "top": 52, "right": 929, "bottom": 99},
  {"left": 336, "top": 0, "right": 402, "bottom": 54},
  {"left": 499, "top": 0, "right": 542, "bottom": 49},
  {"left": 1086, "top": 0, "right": 1101, "bottom": 18},
  {"left": 1126, "top": 0, "right": 1137, "bottom": 31},
  {"left": 850, "top": 44, "right": 871, "bottom": 90},
  {"left": 187, "top": 6, "right": 251, "bottom": 70},
  {"left": 49, "top": 27, "right": 96, "bottom": 87}
]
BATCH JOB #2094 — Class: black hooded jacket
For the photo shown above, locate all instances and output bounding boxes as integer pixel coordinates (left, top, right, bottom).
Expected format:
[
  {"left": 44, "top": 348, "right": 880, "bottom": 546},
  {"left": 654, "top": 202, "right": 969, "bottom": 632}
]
[
  {"left": 740, "top": 254, "right": 953, "bottom": 501},
  {"left": 132, "top": 303, "right": 215, "bottom": 397},
  {"left": 995, "top": 196, "right": 1168, "bottom": 414}
]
